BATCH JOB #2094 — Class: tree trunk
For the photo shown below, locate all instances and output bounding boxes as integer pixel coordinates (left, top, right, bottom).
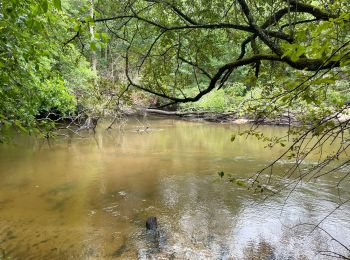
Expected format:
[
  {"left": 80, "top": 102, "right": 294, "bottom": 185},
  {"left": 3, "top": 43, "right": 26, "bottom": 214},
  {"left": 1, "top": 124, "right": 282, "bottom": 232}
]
[{"left": 89, "top": 0, "right": 97, "bottom": 77}]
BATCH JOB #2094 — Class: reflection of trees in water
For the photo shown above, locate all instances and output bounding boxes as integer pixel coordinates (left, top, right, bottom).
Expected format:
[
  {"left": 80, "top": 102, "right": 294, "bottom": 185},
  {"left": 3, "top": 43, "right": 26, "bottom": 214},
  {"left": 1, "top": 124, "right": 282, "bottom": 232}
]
[
  {"left": 153, "top": 175, "right": 241, "bottom": 258},
  {"left": 243, "top": 240, "right": 276, "bottom": 260},
  {"left": 153, "top": 173, "right": 350, "bottom": 259},
  {"left": 290, "top": 224, "right": 350, "bottom": 260},
  {"left": 241, "top": 223, "right": 350, "bottom": 260}
]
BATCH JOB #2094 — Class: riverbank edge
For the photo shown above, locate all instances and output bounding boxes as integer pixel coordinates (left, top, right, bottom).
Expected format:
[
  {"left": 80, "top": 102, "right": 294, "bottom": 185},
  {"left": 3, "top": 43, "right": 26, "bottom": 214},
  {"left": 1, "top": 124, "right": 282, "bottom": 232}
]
[{"left": 123, "top": 108, "right": 299, "bottom": 126}]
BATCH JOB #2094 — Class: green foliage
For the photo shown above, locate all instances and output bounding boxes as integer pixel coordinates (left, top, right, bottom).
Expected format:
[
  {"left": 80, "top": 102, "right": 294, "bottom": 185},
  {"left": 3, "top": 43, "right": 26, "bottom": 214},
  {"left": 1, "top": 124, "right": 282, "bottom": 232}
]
[
  {"left": 1, "top": 0, "right": 350, "bottom": 142},
  {"left": 0, "top": 0, "right": 95, "bottom": 140},
  {"left": 180, "top": 83, "right": 249, "bottom": 112},
  {"left": 53, "top": 0, "right": 62, "bottom": 11},
  {"left": 182, "top": 89, "right": 228, "bottom": 112},
  {"left": 88, "top": 0, "right": 349, "bottom": 122}
]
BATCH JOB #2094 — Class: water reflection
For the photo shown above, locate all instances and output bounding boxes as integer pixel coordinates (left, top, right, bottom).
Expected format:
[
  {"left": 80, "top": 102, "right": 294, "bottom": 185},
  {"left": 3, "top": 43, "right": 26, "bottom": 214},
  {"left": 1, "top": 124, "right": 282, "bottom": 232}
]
[{"left": 0, "top": 117, "right": 349, "bottom": 259}]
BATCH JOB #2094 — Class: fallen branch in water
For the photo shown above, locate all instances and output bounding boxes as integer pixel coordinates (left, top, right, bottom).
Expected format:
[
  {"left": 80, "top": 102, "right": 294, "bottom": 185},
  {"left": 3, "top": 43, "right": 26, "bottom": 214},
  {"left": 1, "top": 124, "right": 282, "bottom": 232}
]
[{"left": 141, "top": 109, "right": 297, "bottom": 125}]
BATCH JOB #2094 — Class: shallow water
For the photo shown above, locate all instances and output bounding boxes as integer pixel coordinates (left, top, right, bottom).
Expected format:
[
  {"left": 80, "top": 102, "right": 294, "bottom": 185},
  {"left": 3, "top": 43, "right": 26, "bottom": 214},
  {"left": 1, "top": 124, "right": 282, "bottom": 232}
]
[{"left": 0, "top": 116, "right": 349, "bottom": 259}]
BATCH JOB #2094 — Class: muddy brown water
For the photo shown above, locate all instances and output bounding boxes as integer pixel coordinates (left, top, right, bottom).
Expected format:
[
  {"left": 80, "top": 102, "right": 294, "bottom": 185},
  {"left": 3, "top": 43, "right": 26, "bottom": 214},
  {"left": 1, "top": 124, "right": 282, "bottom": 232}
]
[{"left": 0, "top": 117, "right": 349, "bottom": 259}]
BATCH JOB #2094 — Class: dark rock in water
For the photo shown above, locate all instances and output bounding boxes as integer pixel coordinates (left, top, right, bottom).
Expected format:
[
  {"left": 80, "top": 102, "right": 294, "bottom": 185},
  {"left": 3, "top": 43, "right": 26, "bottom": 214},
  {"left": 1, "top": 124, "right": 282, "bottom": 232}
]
[{"left": 146, "top": 217, "right": 157, "bottom": 231}]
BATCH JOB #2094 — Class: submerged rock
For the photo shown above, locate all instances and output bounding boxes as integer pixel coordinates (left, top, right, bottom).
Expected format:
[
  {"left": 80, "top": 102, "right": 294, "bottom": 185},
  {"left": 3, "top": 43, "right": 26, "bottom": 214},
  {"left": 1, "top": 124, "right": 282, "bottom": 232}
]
[{"left": 146, "top": 216, "right": 157, "bottom": 231}]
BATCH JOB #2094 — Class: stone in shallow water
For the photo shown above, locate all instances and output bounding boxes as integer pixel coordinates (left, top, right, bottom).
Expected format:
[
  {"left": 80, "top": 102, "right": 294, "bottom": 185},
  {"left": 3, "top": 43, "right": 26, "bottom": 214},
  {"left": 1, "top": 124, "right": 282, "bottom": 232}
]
[{"left": 146, "top": 217, "right": 157, "bottom": 231}]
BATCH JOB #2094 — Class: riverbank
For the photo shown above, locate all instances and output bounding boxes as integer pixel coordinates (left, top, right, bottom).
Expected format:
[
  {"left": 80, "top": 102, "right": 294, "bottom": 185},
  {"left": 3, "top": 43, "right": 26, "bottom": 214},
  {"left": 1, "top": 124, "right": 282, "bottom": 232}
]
[{"left": 126, "top": 108, "right": 298, "bottom": 126}]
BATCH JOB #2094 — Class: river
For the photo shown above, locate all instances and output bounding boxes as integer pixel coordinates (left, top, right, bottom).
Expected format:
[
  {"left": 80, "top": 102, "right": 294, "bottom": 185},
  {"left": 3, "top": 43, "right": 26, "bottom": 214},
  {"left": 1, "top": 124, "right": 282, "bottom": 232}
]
[{"left": 0, "top": 116, "right": 349, "bottom": 259}]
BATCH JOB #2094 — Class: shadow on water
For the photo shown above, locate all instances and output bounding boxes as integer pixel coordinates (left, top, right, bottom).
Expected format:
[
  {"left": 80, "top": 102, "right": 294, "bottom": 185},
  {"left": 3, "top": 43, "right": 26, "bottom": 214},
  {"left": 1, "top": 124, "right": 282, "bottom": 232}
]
[
  {"left": 49, "top": 196, "right": 71, "bottom": 211},
  {"left": 39, "top": 182, "right": 77, "bottom": 212},
  {"left": 111, "top": 236, "right": 128, "bottom": 257},
  {"left": 40, "top": 182, "right": 76, "bottom": 197}
]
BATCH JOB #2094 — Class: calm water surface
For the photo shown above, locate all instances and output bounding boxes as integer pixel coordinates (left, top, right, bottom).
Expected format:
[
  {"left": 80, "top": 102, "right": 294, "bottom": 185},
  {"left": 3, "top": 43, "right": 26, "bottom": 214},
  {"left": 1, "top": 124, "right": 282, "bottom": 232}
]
[{"left": 0, "top": 117, "right": 349, "bottom": 259}]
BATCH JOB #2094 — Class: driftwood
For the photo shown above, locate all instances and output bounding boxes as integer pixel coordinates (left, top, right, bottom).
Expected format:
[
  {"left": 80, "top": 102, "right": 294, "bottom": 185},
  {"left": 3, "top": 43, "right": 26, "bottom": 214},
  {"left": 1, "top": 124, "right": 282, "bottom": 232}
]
[
  {"left": 141, "top": 109, "right": 298, "bottom": 125},
  {"left": 144, "top": 109, "right": 206, "bottom": 116},
  {"left": 77, "top": 117, "right": 100, "bottom": 132},
  {"left": 143, "top": 109, "right": 238, "bottom": 122}
]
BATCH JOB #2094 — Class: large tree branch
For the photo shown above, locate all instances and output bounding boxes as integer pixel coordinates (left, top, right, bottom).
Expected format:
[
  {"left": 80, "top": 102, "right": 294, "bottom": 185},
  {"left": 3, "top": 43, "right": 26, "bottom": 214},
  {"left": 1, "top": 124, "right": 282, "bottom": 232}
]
[
  {"left": 144, "top": 0, "right": 199, "bottom": 25},
  {"left": 238, "top": 0, "right": 285, "bottom": 56},
  {"left": 238, "top": 1, "right": 337, "bottom": 60},
  {"left": 262, "top": 2, "right": 336, "bottom": 29},
  {"left": 280, "top": 18, "right": 318, "bottom": 30},
  {"left": 69, "top": 0, "right": 347, "bottom": 108},
  {"left": 91, "top": 16, "right": 293, "bottom": 42},
  {"left": 126, "top": 55, "right": 281, "bottom": 104},
  {"left": 287, "top": 0, "right": 338, "bottom": 20},
  {"left": 126, "top": 52, "right": 343, "bottom": 105}
]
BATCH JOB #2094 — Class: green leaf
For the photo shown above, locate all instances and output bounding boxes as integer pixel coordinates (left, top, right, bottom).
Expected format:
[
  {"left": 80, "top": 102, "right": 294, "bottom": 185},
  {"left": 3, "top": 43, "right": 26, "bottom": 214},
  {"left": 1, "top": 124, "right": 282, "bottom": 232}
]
[
  {"left": 41, "top": 0, "right": 48, "bottom": 13},
  {"left": 90, "top": 41, "right": 97, "bottom": 51},
  {"left": 217, "top": 171, "right": 224, "bottom": 178},
  {"left": 340, "top": 58, "right": 350, "bottom": 67},
  {"left": 94, "top": 32, "right": 100, "bottom": 39},
  {"left": 84, "top": 16, "right": 94, "bottom": 23},
  {"left": 14, "top": 120, "right": 27, "bottom": 133},
  {"left": 53, "top": 0, "right": 62, "bottom": 11},
  {"left": 73, "top": 23, "right": 81, "bottom": 32},
  {"left": 101, "top": 32, "right": 108, "bottom": 43}
]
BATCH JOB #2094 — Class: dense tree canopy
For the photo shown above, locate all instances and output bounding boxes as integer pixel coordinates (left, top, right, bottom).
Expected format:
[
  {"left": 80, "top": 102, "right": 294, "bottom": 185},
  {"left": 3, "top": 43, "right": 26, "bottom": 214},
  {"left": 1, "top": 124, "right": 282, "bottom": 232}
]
[
  {"left": 89, "top": 0, "right": 349, "bottom": 105},
  {"left": 0, "top": 0, "right": 95, "bottom": 140}
]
